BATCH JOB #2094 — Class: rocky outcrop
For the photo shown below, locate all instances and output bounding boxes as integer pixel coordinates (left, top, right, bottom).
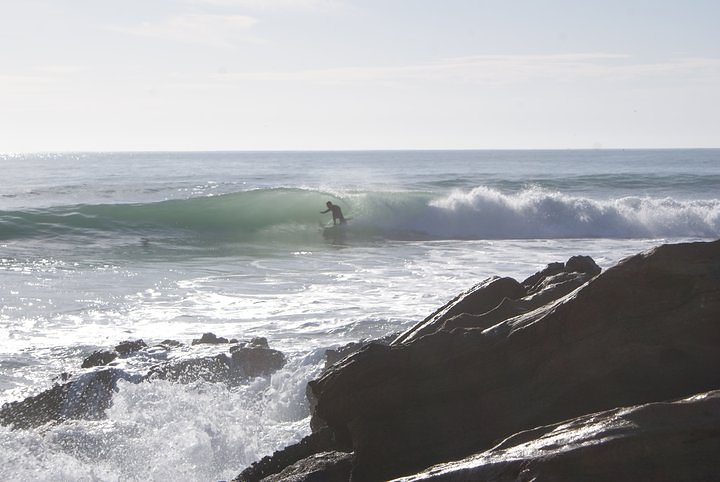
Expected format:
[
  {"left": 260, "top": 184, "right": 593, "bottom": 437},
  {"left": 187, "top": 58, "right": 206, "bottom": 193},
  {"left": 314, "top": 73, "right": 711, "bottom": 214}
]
[
  {"left": 262, "top": 451, "right": 353, "bottom": 482},
  {"left": 81, "top": 350, "right": 118, "bottom": 368},
  {"left": 147, "top": 346, "right": 285, "bottom": 384},
  {"left": 193, "top": 332, "right": 234, "bottom": 345},
  {"left": 79, "top": 339, "right": 147, "bottom": 368},
  {"left": 0, "top": 368, "right": 141, "bottom": 430},
  {"left": 148, "top": 337, "right": 285, "bottom": 384},
  {"left": 394, "top": 390, "right": 720, "bottom": 482},
  {"left": 115, "top": 339, "right": 147, "bottom": 355},
  {"left": 236, "top": 429, "right": 346, "bottom": 482},
  {"left": 241, "top": 240, "right": 720, "bottom": 481},
  {"left": 323, "top": 333, "right": 398, "bottom": 370},
  {"left": 393, "top": 254, "right": 601, "bottom": 344},
  {"left": 1, "top": 334, "right": 285, "bottom": 429}
]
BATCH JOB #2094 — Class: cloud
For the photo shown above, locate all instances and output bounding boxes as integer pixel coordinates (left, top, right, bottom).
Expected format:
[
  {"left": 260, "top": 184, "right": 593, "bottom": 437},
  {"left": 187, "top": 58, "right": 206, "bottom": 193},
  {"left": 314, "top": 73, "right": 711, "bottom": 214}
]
[
  {"left": 208, "top": 53, "right": 720, "bottom": 86},
  {"left": 0, "top": 66, "right": 89, "bottom": 96},
  {"left": 109, "top": 13, "right": 259, "bottom": 48},
  {"left": 185, "top": 0, "right": 341, "bottom": 12},
  {"left": 0, "top": 74, "right": 52, "bottom": 94}
]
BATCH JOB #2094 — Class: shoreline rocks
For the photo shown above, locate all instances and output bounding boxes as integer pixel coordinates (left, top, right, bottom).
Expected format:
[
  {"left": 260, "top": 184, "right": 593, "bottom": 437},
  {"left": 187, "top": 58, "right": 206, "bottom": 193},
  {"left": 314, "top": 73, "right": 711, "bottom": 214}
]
[
  {"left": 0, "top": 334, "right": 286, "bottom": 430},
  {"left": 147, "top": 339, "right": 286, "bottom": 384},
  {"left": 237, "top": 239, "right": 720, "bottom": 481},
  {"left": 0, "top": 368, "right": 142, "bottom": 430}
]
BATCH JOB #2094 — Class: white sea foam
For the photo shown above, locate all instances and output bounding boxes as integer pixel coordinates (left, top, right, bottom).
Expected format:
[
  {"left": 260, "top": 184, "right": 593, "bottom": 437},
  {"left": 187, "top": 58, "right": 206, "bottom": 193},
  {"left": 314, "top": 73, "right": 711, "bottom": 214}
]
[
  {"left": 0, "top": 351, "right": 324, "bottom": 481},
  {"left": 421, "top": 187, "right": 720, "bottom": 239}
]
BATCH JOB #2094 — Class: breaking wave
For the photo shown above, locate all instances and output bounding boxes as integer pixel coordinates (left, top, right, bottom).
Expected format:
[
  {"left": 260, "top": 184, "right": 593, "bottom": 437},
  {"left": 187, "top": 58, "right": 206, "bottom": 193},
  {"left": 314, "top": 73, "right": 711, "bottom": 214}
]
[{"left": 1, "top": 187, "right": 718, "bottom": 247}]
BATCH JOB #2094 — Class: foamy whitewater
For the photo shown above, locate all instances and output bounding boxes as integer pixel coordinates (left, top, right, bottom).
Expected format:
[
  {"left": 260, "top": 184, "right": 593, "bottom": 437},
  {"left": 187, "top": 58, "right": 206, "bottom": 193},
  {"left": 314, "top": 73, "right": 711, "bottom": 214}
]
[{"left": 1, "top": 150, "right": 718, "bottom": 480}]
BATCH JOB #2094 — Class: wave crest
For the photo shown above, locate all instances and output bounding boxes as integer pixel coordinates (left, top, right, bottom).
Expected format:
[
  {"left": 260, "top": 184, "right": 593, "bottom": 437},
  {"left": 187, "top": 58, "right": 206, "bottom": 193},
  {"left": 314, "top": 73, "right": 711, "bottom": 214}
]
[{"left": 422, "top": 186, "right": 720, "bottom": 239}]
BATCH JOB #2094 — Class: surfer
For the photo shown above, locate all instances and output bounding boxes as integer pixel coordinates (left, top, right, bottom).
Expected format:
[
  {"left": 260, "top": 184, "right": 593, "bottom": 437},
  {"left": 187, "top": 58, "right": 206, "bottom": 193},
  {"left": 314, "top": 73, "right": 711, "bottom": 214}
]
[{"left": 321, "top": 201, "right": 346, "bottom": 225}]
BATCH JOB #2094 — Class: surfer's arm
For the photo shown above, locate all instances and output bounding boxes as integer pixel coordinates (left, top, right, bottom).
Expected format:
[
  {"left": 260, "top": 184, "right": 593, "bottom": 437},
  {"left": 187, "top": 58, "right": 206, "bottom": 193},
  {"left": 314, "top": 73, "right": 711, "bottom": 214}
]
[{"left": 320, "top": 209, "right": 330, "bottom": 213}]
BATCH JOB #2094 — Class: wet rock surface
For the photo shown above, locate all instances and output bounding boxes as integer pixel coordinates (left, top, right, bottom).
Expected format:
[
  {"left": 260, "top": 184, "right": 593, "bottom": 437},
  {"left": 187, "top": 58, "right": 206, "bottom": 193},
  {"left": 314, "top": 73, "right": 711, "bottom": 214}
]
[
  {"left": 394, "top": 390, "right": 720, "bottom": 482},
  {"left": 262, "top": 451, "right": 353, "bottom": 482},
  {"left": 236, "top": 429, "right": 343, "bottom": 482}
]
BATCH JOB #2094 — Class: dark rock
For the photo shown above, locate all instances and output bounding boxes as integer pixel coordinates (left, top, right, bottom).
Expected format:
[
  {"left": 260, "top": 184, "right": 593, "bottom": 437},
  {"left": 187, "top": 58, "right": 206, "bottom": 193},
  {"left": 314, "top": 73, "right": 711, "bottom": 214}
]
[
  {"left": 230, "top": 346, "right": 286, "bottom": 378},
  {"left": 395, "top": 256, "right": 599, "bottom": 344},
  {"left": 160, "top": 339, "right": 182, "bottom": 347},
  {"left": 250, "top": 336, "right": 269, "bottom": 349},
  {"left": 234, "top": 429, "right": 343, "bottom": 482},
  {"left": 395, "top": 390, "right": 720, "bottom": 482},
  {"left": 115, "top": 339, "right": 147, "bottom": 356},
  {"left": 192, "top": 332, "right": 230, "bottom": 345},
  {"left": 307, "top": 240, "right": 720, "bottom": 480},
  {"left": 520, "top": 261, "right": 565, "bottom": 291},
  {"left": 229, "top": 337, "right": 271, "bottom": 353},
  {"left": 0, "top": 368, "right": 140, "bottom": 429},
  {"left": 393, "top": 276, "right": 525, "bottom": 344},
  {"left": 564, "top": 254, "right": 601, "bottom": 276},
  {"left": 148, "top": 354, "right": 234, "bottom": 384},
  {"left": 519, "top": 270, "right": 591, "bottom": 308},
  {"left": 437, "top": 297, "right": 529, "bottom": 333},
  {"left": 148, "top": 345, "right": 286, "bottom": 384},
  {"left": 81, "top": 350, "right": 117, "bottom": 368},
  {"left": 261, "top": 451, "right": 353, "bottom": 482},
  {"left": 324, "top": 333, "right": 398, "bottom": 370},
  {"left": 324, "top": 342, "right": 364, "bottom": 370},
  {"left": 54, "top": 372, "right": 72, "bottom": 382},
  {"left": 159, "top": 339, "right": 183, "bottom": 348},
  {"left": 520, "top": 255, "right": 600, "bottom": 295}
]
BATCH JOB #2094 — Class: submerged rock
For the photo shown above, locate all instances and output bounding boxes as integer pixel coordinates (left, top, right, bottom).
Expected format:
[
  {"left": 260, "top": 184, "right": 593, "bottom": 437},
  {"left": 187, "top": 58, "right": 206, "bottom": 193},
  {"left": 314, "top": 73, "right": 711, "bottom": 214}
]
[
  {"left": 192, "top": 332, "right": 230, "bottom": 345},
  {"left": 147, "top": 343, "right": 286, "bottom": 384},
  {"left": 115, "top": 339, "right": 147, "bottom": 356},
  {"left": 159, "top": 339, "right": 183, "bottom": 348},
  {"left": 297, "top": 240, "right": 720, "bottom": 480},
  {"left": 81, "top": 339, "right": 148, "bottom": 369},
  {"left": 2, "top": 335, "right": 286, "bottom": 430},
  {"left": 230, "top": 346, "right": 286, "bottom": 377},
  {"left": 81, "top": 350, "right": 118, "bottom": 368}
]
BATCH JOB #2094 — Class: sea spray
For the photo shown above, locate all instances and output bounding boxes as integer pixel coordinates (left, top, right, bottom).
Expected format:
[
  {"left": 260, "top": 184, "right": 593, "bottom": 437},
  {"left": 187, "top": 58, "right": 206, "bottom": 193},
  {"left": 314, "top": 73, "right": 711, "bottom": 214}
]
[
  {"left": 0, "top": 349, "right": 325, "bottom": 482},
  {"left": 426, "top": 186, "right": 720, "bottom": 239}
]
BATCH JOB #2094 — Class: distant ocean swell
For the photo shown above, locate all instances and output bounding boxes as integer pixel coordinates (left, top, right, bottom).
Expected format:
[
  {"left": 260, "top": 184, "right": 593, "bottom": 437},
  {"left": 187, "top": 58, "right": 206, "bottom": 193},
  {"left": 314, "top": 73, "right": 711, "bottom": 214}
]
[{"left": 1, "top": 187, "right": 718, "bottom": 244}]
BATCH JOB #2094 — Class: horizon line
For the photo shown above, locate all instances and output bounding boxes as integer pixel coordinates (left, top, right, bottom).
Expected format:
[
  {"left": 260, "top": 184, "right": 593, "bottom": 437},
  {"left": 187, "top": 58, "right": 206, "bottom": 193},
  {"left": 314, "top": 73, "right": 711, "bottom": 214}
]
[{"left": 3, "top": 146, "right": 720, "bottom": 155}]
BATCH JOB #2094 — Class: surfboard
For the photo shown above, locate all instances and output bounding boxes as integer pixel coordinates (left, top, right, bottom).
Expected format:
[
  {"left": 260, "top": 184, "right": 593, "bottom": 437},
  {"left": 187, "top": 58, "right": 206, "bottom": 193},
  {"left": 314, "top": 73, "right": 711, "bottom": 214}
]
[
  {"left": 321, "top": 222, "right": 348, "bottom": 241},
  {"left": 322, "top": 223, "right": 346, "bottom": 231},
  {"left": 320, "top": 217, "right": 351, "bottom": 229}
]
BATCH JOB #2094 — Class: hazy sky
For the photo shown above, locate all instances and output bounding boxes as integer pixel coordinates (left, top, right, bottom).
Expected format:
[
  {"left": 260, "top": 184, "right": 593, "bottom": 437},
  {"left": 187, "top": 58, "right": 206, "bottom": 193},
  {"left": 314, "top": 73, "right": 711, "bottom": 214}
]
[{"left": 1, "top": 0, "right": 719, "bottom": 151}]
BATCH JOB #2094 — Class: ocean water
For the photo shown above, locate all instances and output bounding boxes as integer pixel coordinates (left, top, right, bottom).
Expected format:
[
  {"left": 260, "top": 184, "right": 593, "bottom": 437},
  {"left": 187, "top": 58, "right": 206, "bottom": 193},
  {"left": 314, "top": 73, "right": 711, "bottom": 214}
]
[{"left": 1, "top": 149, "right": 718, "bottom": 480}]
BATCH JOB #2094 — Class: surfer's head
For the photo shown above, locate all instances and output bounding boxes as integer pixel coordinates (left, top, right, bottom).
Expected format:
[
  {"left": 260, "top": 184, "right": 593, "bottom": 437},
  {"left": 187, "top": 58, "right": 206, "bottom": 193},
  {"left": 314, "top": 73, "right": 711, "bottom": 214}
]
[{"left": 326, "top": 201, "right": 332, "bottom": 208}]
